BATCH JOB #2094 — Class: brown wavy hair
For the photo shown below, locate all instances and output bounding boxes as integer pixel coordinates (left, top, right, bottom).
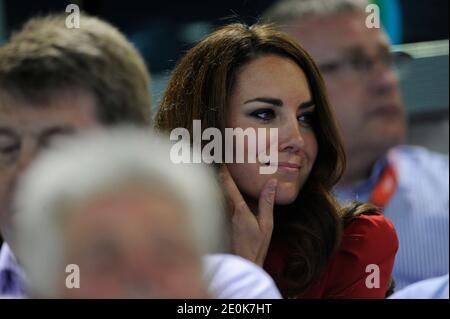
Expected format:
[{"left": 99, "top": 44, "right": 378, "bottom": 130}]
[{"left": 155, "top": 23, "right": 353, "bottom": 296}]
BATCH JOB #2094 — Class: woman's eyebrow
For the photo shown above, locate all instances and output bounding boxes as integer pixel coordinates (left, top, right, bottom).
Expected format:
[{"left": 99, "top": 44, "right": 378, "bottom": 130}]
[
  {"left": 243, "top": 97, "right": 283, "bottom": 106},
  {"left": 299, "top": 100, "right": 315, "bottom": 110},
  {"left": 243, "top": 97, "right": 315, "bottom": 110}
]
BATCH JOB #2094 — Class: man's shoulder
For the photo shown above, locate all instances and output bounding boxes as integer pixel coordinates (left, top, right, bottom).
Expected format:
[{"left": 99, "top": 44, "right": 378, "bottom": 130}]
[
  {"left": 391, "top": 145, "right": 449, "bottom": 188},
  {"left": 0, "top": 243, "right": 13, "bottom": 272},
  {"left": 391, "top": 145, "right": 448, "bottom": 172},
  {"left": 0, "top": 243, "right": 27, "bottom": 298},
  {"left": 389, "top": 274, "right": 449, "bottom": 299},
  {"left": 203, "top": 254, "right": 281, "bottom": 299},
  {"left": 387, "top": 145, "right": 448, "bottom": 218}
]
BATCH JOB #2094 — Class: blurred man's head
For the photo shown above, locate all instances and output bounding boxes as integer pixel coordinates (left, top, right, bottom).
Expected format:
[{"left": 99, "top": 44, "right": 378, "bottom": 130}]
[
  {"left": 264, "top": 0, "right": 407, "bottom": 184},
  {"left": 0, "top": 14, "right": 151, "bottom": 241},
  {"left": 12, "top": 128, "right": 224, "bottom": 298}
]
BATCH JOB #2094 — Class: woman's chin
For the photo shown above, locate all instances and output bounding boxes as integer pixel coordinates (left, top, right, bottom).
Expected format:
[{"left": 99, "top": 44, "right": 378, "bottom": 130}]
[
  {"left": 274, "top": 191, "right": 298, "bottom": 206},
  {"left": 272, "top": 179, "right": 304, "bottom": 206}
]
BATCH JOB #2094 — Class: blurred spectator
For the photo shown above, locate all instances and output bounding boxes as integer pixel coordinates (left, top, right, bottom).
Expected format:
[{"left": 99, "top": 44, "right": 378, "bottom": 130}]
[
  {"left": 11, "top": 128, "right": 220, "bottom": 298},
  {"left": 11, "top": 128, "right": 280, "bottom": 298},
  {"left": 0, "top": 12, "right": 151, "bottom": 244},
  {"left": 263, "top": 0, "right": 449, "bottom": 290},
  {"left": 0, "top": 12, "right": 152, "bottom": 294}
]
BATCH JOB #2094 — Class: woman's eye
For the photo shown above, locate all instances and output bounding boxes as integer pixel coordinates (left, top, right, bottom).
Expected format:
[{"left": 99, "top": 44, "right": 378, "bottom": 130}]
[
  {"left": 249, "top": 109, "right": 275, "bottom": 121},
  {"left": 298, "top": 112, "right": 315, "bottom": 128}
]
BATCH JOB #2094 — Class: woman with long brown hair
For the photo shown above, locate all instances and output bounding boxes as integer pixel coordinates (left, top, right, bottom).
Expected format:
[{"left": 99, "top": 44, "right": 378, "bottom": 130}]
[{"left": 155, "top": 23, "right": 398, "bottom": 298}]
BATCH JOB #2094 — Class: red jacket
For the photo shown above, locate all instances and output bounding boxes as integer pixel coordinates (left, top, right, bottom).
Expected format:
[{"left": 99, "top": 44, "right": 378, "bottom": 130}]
[{"left": 264, "top": 211, "right": 399, "bottom": 298}]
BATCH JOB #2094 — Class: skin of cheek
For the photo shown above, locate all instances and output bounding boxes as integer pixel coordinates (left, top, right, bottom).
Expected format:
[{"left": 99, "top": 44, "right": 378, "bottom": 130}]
[
  {"left": 61, "top": 195, "right": 207, "bottom": 299},
  {"left": 62, "top": 252, "right": 206, "bottom": 298},
  {"left": 0, "top": 169, "right": 16, "bottom": 241},
  {"left": 62, "top": 272, "right": 122, "bottom": 298},
  {"left": 226, "top": 128, "right": 307, "bottom": 207},
  {"left": 61, "top": 241, "right": 201, "bottom": 299}
]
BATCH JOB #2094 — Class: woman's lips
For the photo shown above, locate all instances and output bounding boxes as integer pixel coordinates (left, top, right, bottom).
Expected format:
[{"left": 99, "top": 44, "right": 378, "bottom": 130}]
[
  {"left": 277, "top": 162, "right": 301, "bottom": 174},
  {"left": 277, "top": 162, "right": 301, "bottom": 169},
  {"left": 263, "top": 162, "right": 302, "bottom": 174}
]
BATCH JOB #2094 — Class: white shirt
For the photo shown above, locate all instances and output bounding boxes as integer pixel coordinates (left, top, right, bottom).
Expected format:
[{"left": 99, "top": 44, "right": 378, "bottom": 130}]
[
  {"left": 203, "top": 254, "right": 282, "bottom": 299},
  {"left": 389, "top": 274, "right": 449, "bottom": 299}
]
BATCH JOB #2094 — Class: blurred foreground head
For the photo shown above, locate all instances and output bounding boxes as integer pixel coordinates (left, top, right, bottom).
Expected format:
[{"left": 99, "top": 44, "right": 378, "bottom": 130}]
[
  {"left": 0, "top": 13, "right": 152, "bottom": 244},
  {"left": 11, "top": 128, "right": 224, "bottom": 298}
]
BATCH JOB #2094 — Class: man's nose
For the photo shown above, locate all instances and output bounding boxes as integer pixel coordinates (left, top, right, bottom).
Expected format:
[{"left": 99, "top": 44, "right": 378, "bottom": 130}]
[
  {"left": 368, "top": 59, "right": 400, "bottom": 96},
  {"left": 15, "top": 139, "right": 39, "bottom": 173},
  {"left": 122, "top": 252, "right": 158, "bottom": 296}
]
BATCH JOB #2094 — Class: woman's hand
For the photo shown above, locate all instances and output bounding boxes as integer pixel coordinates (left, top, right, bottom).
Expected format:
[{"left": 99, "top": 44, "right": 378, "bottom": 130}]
[{"left": 219, "top": 166, "right": 278, "bottom": 266}]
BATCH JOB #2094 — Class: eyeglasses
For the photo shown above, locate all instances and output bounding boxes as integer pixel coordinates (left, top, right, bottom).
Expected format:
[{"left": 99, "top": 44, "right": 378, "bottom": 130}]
[
  {"left": 0, "top": 127, "right": 75, "bottom": 167},
  {"left": 318, "top": 50, "right": 412, "bottom": 79}
]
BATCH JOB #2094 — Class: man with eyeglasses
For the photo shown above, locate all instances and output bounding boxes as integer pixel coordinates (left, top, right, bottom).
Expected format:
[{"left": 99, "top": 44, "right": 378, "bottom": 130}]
[
  {"left": 0, "top": 13, "right": 152, "bottom": 296},
  {"left": 264, "top": 0, "right": 448, "bottom": 292}
]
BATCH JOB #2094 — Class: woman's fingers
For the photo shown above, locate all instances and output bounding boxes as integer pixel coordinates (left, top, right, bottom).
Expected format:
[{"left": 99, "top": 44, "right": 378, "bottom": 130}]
[
  {"left": 218, "top": 165, "right": 277, "bottom": 266},
  {"left": 218, "top": 165, "right": 247, "bottom": 212},
  {"left": 257, "top": 178, "right": 277, "bottom": 232}
]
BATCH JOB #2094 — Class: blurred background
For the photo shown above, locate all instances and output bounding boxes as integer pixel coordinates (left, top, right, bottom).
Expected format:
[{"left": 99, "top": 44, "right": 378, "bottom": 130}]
[{"left": 0, "top": 0, "right": 448, "bottom": 154}]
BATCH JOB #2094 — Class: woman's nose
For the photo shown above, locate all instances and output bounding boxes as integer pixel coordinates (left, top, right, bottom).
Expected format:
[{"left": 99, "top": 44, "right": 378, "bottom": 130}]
[{"left": 278, "top": 117, "right": 305, "bottom": 153}]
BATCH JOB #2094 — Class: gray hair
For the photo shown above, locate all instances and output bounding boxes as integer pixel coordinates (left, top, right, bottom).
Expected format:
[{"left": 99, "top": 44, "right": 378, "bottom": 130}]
[
  {"left": 12, "top": 127, "right": 225, "bottom": 297},
  {"left": 262, "top": 0, "right": 369, "bottom": 27}
]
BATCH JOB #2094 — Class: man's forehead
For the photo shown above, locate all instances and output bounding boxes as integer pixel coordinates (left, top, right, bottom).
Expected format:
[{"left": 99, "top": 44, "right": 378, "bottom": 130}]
[
  {"left": 286, "top": 11, "right": 390, "bottom": 60},
  {"left": 0, "top": 89, "right": 98, "bottom": 121}
]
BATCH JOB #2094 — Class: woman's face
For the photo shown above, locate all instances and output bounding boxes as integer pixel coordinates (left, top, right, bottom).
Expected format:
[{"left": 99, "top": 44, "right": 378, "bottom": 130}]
[{"left": 226, "top": 55, "right": 318, "bottom": 206}]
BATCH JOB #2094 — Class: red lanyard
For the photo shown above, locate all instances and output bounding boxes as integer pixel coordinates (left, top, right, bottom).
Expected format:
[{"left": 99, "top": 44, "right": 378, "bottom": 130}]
[{"left": 369, "top": 161, "right": 398, "bottom": 210}]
